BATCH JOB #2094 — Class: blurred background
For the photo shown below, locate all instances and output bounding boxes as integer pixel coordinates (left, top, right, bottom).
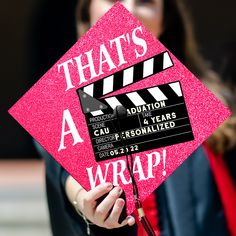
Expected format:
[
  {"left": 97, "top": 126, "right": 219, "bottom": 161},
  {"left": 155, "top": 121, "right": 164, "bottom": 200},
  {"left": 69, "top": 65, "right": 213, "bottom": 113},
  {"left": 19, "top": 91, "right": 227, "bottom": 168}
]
[{"left": 1, "top": 0, "right": 235, "bottom": 235}]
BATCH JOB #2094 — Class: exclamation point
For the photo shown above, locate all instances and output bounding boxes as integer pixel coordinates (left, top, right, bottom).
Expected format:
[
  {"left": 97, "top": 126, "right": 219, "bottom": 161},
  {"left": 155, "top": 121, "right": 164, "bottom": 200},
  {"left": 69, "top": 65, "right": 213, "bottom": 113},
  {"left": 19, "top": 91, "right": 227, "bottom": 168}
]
[{"left": 162, "top": 149, "right": 166, "bottom": 176}]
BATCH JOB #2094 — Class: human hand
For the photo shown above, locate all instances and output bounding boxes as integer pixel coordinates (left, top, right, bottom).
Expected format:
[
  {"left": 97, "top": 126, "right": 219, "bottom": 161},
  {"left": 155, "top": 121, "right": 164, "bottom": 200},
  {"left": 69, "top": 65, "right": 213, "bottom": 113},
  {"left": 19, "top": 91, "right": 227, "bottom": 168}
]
[{"left": 65, "top": 176, "right": 135, "bottom": 229}]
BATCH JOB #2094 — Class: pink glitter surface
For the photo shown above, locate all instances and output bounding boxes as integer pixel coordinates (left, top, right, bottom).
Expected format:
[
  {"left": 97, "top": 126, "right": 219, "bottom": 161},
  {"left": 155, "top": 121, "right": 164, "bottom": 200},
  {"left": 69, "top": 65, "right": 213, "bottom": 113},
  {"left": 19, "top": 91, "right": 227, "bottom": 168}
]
[{"left": 9, "top": 3, "right": 230, "bottom": 215}]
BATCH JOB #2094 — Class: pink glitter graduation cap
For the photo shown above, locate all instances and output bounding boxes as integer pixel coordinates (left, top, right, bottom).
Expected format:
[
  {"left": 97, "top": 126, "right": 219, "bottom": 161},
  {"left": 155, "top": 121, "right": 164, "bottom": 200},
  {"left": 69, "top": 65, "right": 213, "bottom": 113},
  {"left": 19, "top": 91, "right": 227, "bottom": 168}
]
[{"left": 9, "top": 2, "right": 230, "bottom": 216}]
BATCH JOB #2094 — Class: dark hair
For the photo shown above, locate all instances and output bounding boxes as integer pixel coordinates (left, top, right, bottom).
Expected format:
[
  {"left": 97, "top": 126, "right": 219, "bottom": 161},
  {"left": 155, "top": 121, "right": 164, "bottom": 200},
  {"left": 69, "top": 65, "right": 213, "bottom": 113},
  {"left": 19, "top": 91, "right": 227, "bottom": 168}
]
[
  {"left": 76, "top": 0, "right": 236, "bottom": 154},
  {"left": 77, "top": 0, "right": 208, "bottom": 77},
  {"left": 159, "top": 0, "right": 209, "bottom": 77}
]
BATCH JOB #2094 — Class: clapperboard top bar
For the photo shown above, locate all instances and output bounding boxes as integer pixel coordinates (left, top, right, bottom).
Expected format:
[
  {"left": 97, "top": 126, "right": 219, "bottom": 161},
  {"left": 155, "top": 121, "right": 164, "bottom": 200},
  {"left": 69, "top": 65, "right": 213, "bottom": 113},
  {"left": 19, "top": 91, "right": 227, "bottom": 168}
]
[{"left": 77, "top": 50, "right": 174, "bottom": 116}]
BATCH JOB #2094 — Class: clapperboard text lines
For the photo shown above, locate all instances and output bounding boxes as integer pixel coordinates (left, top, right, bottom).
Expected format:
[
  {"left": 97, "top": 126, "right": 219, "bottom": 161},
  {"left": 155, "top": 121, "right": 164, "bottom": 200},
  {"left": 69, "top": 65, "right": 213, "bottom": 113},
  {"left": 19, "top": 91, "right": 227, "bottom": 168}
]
[
  {"left": 94, "top": 131, "right": 193, "bottom": 154},
  {"left": 93, "top": 122, "right": 191, "bottom": 148},
  {"left": 88, "top": 102, "right": 186, "bottom": 126},
  {"left": 91, "top": 117, "right": 190, "bottom": 141}
]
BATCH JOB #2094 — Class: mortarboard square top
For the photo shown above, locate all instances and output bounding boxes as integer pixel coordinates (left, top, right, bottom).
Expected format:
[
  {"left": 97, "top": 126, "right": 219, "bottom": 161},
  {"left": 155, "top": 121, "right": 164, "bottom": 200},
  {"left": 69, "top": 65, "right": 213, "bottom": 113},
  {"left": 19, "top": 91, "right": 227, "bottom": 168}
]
[{"left": 9, "top": 2, "right": 231, "bottom": 215}]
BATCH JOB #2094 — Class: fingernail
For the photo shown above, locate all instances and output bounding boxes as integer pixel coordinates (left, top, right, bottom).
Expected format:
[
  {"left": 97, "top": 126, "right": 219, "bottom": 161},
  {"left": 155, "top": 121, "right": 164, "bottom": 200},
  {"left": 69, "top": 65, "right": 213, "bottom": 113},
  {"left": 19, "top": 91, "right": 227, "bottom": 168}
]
[
  {"left": 116, "top": 186, "right": 123, "bottom": 194},
  {"left": 117, "top": 199, "right": 124, "bottom": 208},
  {"left": 127, "top": 216, "right": 135, "bottom": 226}
]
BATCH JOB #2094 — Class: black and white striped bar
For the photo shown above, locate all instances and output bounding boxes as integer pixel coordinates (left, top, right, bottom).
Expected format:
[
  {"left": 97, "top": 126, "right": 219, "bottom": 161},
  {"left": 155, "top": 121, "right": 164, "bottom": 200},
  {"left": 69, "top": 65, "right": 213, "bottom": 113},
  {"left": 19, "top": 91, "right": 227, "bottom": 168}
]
[
  {"left": 102, "top": 81, "right": 182, "bottom": 113},
  {"left": 78, "top": 50, "right": 174, "bottom": 116},
  {"left": 82, "top": 51, "right": 173, "bottom": 98},
  {"left": 82, "top": 80, "right": 182, "bottom": 117}
]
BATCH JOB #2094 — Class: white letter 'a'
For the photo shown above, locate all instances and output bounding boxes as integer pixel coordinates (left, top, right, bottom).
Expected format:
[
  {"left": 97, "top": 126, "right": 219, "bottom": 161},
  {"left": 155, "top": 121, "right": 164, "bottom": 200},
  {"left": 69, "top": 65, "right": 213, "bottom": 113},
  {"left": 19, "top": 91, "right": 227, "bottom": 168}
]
[{"left": 58, "top": 109, "right": 83, "bottom": 151}]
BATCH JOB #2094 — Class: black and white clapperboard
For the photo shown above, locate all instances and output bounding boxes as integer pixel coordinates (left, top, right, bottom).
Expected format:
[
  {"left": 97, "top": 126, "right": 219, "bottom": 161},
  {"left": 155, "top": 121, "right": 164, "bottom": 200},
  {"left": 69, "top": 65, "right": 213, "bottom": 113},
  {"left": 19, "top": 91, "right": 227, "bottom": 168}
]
[{"left": 77, "top": 51, "right": 194, "bottom": 162}]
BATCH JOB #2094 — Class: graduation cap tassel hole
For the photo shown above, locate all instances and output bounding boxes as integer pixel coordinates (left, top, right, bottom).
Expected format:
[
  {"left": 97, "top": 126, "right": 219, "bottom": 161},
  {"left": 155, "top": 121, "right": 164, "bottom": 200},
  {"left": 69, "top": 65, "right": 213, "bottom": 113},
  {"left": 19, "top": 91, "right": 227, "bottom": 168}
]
[{"left": 114, "top": 105, "right": 156, "bottom": 236}]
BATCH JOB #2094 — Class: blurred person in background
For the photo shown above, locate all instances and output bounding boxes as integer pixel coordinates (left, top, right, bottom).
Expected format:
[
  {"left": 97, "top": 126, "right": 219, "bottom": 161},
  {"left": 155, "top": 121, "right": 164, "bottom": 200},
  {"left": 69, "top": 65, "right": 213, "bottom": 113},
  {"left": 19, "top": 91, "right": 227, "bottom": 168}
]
[{"left": 33, "top": 0, "right": 236, "bottom": 235}]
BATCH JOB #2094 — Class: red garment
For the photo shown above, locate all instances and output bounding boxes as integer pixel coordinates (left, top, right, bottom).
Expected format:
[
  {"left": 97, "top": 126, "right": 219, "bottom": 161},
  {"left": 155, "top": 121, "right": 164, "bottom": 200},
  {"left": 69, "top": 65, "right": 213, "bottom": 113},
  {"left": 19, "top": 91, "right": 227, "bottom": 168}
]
[
  {"left": 203, "top": 143, "right": 236, "bottom": 236},
  {"left": 135, "top": 144, "right": 236, "bottom": 236},
  {"left": 134, "top": 193, "right": 160, "bottom": 236}
]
